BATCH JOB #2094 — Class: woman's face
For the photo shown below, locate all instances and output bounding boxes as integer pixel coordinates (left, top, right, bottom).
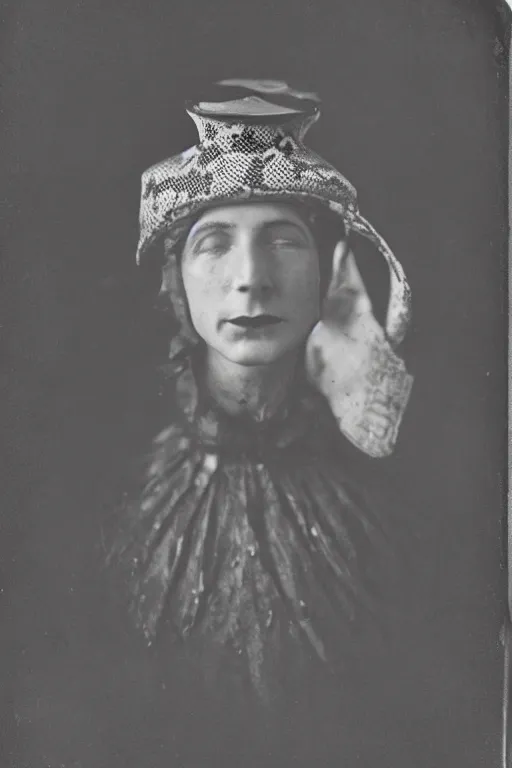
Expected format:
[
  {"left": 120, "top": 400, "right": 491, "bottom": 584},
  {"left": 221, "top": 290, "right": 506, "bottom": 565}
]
[{"left": 181, "top": 202, "right": 321, "bottom": 366}]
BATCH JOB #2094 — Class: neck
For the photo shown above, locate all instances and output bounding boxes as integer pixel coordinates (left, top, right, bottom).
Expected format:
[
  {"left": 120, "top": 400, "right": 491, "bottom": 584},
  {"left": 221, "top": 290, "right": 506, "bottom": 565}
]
[{"left": 205, "top": 349, "right": 299, "bottom": 421}]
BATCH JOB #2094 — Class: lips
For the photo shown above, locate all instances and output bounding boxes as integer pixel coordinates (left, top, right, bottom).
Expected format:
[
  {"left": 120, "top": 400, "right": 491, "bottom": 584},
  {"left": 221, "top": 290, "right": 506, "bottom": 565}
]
[{"left": 228, "top": 315, "right": 283, "bottom": 329}]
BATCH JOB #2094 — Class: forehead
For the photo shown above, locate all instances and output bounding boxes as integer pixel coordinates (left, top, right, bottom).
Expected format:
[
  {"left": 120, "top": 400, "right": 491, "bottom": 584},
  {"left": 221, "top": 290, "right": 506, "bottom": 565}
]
[{"left": 190, "top": 202, "right": 310, "bottom": 232}]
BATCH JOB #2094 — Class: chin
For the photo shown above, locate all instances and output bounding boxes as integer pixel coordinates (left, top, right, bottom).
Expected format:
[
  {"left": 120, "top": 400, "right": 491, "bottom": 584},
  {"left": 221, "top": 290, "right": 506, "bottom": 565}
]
[{"left": 222, "top": 341, "right": 295, "bottom": 367}]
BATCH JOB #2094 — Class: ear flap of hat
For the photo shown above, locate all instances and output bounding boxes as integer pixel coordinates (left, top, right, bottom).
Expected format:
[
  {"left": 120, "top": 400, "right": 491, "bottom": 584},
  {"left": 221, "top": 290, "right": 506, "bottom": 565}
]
[
  {"left": 350, "top": 213, "right": 412, "bottom": 346},
  {"left": 305, "top": 235, "right": 413, "bottom": 458}
]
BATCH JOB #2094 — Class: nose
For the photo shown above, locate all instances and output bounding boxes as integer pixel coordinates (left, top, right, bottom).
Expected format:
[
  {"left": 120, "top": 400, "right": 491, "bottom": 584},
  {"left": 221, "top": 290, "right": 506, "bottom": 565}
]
[{"left": 231, "top": 240, "right": 274, "bottom": 296}]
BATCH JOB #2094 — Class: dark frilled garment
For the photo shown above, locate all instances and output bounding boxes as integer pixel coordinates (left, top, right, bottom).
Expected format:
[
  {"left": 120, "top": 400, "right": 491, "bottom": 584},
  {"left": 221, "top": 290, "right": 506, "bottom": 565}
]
[{"left": 108, "top": 349, "right": 413, "bottom": 711}]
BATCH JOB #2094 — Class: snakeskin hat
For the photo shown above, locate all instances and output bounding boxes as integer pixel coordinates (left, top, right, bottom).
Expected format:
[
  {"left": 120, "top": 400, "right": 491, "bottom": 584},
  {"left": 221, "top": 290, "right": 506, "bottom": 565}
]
[
  {"left": 136, "top": 80, "right": 413, "bottom": 457},
  {"left": 136, "top": 79, "right": 411, "bottom": 346}
]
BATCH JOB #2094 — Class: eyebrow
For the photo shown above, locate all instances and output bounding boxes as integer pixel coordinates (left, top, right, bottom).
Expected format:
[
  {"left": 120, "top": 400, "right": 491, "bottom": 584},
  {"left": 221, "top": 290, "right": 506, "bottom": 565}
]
[
  {"left": 261, "top": 219, "right": 310, "bottom": 236},
  {"left": 188, "top": 221, "right": 235, "bottom": 241}
]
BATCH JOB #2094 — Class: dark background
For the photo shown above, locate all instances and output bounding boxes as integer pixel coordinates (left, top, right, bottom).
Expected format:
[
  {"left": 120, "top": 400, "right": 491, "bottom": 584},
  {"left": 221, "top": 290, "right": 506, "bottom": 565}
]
[{"left": 0, "top": 0, "right": 509, "bottom": 766}]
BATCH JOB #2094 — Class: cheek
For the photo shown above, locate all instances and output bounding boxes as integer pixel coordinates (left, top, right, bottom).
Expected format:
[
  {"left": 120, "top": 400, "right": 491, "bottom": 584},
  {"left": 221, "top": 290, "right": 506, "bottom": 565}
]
[
  {"left": 181, "top": 264, "right": 225, "bottom": 331},
  {"left": 284, "top": 258, "right": 321, "bottom": 315},
  {"left": 183, "top": 260, "right": 227, "bottom": 297}
]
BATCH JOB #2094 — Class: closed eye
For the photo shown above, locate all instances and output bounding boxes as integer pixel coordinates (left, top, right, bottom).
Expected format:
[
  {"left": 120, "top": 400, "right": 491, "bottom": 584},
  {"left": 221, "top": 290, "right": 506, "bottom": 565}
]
[
  {"left": 193, "top": 233, "right": 232, "bottom": 256},
  {"left": 261, "top": 222, "right": 311, "bottom": 251},
  {"left": 270, "top": 239, "right": 301, "bottom": 250},
  {"left": 267, "top": 237, "right": 309, "bottom": 252}
]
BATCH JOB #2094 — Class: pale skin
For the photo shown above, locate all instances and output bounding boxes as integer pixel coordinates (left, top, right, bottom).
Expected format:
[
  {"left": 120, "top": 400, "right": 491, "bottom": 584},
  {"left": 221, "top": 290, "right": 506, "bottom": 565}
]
[{"left": 181, "top": 203, "right": 326, "bottom": 420}]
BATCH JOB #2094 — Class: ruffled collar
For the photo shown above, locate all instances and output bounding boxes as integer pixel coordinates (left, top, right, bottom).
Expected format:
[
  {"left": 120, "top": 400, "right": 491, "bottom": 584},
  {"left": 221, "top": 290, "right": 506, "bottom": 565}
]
[{"left": 109, "top": 348, "right": 403, "bottom": 701}]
